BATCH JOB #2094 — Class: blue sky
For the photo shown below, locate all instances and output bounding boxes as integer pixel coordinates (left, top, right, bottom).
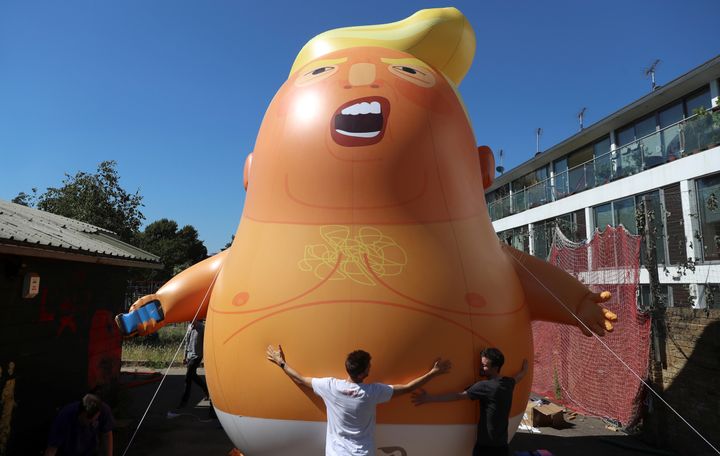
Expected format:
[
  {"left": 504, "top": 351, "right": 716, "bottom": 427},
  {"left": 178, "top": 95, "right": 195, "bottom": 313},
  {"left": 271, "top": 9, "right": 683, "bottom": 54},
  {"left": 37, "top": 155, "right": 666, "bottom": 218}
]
[{"left": 1, "top": 1, "right": 718, "bottom": 253}]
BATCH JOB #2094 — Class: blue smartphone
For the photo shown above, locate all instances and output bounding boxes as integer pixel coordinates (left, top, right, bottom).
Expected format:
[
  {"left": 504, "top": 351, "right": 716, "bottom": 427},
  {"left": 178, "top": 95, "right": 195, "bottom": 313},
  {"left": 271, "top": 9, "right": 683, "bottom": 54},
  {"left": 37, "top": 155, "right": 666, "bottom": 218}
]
[{"left": 116, "top": 300, "right": 165, "bottom": 336}]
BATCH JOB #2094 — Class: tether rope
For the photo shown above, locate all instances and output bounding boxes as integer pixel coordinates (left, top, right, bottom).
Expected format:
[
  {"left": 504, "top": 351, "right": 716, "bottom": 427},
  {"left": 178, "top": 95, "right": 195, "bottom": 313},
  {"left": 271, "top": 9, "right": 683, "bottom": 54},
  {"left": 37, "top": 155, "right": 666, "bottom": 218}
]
[
  {"left": 120, "top": 267, "right": 221, "bottom": 456},
  {"left": 508, "top": 250, "right": 720, "bottom": 455}
]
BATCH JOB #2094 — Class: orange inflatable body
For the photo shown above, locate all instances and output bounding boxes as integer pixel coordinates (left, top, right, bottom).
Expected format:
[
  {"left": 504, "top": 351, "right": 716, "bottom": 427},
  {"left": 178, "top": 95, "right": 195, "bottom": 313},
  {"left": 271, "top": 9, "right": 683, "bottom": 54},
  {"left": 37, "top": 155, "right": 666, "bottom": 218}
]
[{"left": 125, "top": 8, "right": 614, "bottom": 455}]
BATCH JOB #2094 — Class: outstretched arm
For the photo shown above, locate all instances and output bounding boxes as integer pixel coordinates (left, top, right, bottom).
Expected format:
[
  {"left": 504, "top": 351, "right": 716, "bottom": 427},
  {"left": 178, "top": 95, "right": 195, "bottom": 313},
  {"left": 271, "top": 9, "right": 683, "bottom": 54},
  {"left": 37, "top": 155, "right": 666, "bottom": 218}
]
[
  {"left": 266, "top": 345, "right": 313, "bottom": 388},
  {"left": 391, "top": 359, "right": 451, "bottom": 396},
  {"left": 118, "top": 250, "right": 228, "bottom": 336},
  {"left": 411, "top": 389, "right": 469, "bottom": 405},
  {"left": 513, "top": 359, "right": 529, "bottom": 383},
  {"left": 413, "top": 360, "right": 527, "bottom": 405},
  {"left": 503, "top": 244, "right": 617, "bottom": 336}
]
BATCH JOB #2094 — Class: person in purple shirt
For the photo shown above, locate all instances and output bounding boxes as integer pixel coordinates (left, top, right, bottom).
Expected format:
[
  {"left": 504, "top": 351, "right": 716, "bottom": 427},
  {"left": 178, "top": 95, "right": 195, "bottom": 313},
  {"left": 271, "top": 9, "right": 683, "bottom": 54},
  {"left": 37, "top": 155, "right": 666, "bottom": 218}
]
[
  {"left": 412, "top": 348, "right": 528, "bottom": 456},
  {"left": 45, "top": 393, "right": 114, "bottom": 456}
]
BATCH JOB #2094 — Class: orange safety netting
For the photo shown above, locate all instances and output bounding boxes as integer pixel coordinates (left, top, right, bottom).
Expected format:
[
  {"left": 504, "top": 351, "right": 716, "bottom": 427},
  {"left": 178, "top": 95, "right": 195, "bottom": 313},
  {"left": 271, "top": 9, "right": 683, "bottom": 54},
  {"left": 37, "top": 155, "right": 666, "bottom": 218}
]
[{"left": 532, "top": 225, "right": 650, "bottom": 426}]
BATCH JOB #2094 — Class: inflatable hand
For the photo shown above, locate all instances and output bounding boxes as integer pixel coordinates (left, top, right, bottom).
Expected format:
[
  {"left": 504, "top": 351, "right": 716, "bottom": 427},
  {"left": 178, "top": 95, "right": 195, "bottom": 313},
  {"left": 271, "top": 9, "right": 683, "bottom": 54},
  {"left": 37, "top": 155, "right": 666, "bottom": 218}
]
[
  {"left": 115, "top": 294, "right": 166, "bottom": 337},
  {"left": 576, "top": 291, "right": 616, "bottom": 336}
]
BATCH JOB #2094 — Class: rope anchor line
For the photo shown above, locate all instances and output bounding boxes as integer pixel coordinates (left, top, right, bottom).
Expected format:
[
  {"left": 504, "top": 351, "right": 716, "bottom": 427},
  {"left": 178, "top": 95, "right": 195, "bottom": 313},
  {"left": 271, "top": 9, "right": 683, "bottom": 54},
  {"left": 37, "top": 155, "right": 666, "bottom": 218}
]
[
  {"left": 509, "top": 252, "right": 720, "bottom": 456},
  {"left": 120, "top": 269, "right": 221, "bottom": 456}
]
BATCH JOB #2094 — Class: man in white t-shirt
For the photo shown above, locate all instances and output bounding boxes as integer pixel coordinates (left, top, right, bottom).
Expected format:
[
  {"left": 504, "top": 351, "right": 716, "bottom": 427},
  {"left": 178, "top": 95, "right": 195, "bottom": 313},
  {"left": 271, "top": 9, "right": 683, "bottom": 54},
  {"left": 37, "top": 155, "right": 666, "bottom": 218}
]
[{"left": 266, "top": 345, "right": 451, "bottom": 456}]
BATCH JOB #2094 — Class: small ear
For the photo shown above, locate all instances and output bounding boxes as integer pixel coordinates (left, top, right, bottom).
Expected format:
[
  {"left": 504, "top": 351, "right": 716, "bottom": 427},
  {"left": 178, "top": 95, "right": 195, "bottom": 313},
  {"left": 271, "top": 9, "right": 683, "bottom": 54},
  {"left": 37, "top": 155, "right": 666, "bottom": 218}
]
[
  {"left": 243, "top": 153, "right": 253, "bottom": 191},
  {"left": 477, "top": 145, "right": 495, "bottom": 189}
]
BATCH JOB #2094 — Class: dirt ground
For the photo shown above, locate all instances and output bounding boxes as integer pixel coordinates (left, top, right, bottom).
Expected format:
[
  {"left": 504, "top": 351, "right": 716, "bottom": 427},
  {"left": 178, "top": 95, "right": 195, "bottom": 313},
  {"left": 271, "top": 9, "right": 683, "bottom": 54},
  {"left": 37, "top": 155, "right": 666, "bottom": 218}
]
[{"left": 113, "top": 367, "right": 679, "bottom": 456}]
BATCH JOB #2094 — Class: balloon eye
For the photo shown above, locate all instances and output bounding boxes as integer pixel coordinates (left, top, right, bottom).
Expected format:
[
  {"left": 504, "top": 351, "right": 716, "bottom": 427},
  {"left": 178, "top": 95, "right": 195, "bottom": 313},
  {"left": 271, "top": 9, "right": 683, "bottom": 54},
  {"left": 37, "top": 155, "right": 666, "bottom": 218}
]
[
  {"left": 388, "top": 64, "right": 435, "bottom": 87},
  {"left": 296, "top": 65, "right": 339, "bottom": 86},
  {"left": 311, "top": 67, "right": 332, "bottom": 75}
]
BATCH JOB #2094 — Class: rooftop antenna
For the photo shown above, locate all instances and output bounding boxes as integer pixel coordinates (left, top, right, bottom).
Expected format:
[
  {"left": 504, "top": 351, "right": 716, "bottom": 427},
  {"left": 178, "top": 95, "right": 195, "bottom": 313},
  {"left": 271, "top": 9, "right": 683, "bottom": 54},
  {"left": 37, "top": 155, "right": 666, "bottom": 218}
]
[
  {"left": 578, "top": 107, "right": 587, "bottom": 131},
  {"left": 496, "top": 149, "right": 505, "bottom": 174},
  {"left": 535, "top": 128, "right": 543, "bottom": 156},
  {"left": 645, "top": 59, "right": 661, "bottom": 91}
]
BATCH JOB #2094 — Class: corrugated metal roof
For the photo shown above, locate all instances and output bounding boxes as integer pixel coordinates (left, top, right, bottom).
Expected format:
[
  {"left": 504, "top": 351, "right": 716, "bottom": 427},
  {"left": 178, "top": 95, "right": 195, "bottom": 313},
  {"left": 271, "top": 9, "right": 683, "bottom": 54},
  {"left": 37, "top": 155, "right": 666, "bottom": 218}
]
[{"left": 0, "top": 199, "right": 161, "bottom": 265}]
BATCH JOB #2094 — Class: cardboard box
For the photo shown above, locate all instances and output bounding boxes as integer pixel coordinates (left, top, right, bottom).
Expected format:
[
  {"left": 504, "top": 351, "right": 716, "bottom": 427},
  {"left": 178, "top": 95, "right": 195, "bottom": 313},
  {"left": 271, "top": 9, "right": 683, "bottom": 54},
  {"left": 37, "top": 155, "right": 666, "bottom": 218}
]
[{"left": 531, "top": 403, "right": 565, "bottom": 428}]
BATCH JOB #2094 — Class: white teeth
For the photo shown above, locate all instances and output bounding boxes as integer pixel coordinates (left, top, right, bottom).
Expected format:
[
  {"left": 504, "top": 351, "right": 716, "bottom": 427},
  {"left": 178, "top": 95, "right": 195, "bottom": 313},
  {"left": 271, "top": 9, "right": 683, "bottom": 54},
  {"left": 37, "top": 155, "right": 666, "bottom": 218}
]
[
  {"left": 341, "top": 101, "right": 381, "bottom": 116},
  {"left": 335, "top": 129, "right": 381, "bottom": 138}
]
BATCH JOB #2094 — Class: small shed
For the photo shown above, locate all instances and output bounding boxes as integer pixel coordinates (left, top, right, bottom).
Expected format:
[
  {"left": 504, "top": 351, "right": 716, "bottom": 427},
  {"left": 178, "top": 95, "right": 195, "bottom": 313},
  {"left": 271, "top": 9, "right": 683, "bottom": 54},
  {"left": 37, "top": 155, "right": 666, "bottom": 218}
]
[{"left": 0, "top": 199, "right": 161, "bottom": 455}]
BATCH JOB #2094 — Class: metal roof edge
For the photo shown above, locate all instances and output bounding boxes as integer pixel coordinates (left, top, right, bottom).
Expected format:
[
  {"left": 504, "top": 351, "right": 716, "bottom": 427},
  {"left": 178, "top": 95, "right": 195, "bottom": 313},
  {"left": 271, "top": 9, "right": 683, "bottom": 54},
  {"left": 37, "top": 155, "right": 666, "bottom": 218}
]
[{"left": 0, "top": 242, "right": 164, "bottom": 270}]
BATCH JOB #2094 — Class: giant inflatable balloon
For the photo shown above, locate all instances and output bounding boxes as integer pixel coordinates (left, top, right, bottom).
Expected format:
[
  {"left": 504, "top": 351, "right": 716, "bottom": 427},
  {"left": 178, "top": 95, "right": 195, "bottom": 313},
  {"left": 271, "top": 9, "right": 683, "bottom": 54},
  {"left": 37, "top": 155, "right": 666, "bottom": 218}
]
[{"left": 119, "top": 8, "right": 616, "bottom": 455}]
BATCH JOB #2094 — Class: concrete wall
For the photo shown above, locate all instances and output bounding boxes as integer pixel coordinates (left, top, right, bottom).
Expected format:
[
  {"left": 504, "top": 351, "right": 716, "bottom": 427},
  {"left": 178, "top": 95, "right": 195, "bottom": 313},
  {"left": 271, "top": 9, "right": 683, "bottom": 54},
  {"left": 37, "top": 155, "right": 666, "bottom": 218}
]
[{"left": 645, "top": 308, "right": 720, "bottom": 456}]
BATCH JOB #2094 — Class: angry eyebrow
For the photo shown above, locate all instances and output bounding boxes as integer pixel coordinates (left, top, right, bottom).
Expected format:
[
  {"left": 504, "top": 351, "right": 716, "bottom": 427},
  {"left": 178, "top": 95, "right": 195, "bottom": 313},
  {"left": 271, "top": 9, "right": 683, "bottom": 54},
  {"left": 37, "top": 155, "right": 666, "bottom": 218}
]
[
  {"left": 381, "top": 57, "right": 433, "bottom": 71},
  {"left": 299, "top": 58, "right": 348, "bottom": 74}
]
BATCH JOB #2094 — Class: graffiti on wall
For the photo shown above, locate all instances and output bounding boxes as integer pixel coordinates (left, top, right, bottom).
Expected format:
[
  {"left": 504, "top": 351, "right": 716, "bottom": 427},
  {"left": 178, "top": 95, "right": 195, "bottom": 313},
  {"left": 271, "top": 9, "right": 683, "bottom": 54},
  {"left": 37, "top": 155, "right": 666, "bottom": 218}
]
[{"left": 37, "top": 270, "right": 98, "bottom": 337}]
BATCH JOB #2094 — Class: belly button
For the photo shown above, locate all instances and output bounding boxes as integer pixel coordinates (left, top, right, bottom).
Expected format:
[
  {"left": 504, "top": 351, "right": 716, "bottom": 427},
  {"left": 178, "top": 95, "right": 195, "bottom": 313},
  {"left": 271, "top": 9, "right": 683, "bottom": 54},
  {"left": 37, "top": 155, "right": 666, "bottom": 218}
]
[
  {"left": 232, "top": 292, "right": 250, "bottom": 306},
  {"left": 465, "top": 292, "right": 487, "bottom": 308}
]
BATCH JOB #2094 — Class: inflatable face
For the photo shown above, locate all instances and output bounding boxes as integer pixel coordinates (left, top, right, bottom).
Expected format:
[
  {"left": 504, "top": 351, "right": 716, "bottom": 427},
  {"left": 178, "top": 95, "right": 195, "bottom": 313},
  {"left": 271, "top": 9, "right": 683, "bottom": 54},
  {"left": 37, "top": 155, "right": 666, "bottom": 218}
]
[
  {"left": 122, "top": 7, "right": 615, "bottom": 455},
  {"left": 245, "top": 46, "right": 488, "bottom": 226}
]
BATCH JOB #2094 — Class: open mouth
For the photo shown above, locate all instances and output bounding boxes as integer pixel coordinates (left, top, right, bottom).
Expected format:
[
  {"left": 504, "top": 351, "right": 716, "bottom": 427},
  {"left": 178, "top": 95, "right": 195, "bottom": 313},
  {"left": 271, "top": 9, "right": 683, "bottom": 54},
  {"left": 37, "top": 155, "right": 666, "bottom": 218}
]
[{"left": 331, "top": 97, "right": 390, "bottom": 147}]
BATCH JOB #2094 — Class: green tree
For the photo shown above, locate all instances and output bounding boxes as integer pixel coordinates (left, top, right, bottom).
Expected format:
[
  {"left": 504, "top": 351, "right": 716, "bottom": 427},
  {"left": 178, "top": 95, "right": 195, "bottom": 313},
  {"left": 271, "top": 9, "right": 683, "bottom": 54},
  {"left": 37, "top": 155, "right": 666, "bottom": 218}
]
[
  {"left": 137, "top": 219, "right": 208, "bottom": 281},
  {"left": 11, "top": 188, "right": 38, "bottom": 207},
  {"left": 34, "top": 161, "right": 144, "bottom": 242}
]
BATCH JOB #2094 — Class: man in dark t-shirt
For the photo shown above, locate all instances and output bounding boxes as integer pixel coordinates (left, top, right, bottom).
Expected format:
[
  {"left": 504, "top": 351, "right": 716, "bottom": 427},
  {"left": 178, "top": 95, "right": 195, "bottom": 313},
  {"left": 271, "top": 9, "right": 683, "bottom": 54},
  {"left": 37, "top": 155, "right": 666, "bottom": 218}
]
[
  {"left": 412, "top": 348, "right": 528, "bottom": 456},
  {"left": 45, "top": 393, "right": 114, "bottom": 456}
]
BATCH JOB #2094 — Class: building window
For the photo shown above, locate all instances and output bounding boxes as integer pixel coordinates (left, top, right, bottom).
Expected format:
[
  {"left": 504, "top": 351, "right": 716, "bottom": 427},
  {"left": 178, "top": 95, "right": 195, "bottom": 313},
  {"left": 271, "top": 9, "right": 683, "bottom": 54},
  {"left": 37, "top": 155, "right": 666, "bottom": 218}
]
[
  {"left": 639, "top": 284, "right": 669, "bottom": 309},
  {"left": 499, "top": 226, "right": 529, "bottom": 253},
  {"left": 511, "top": 167, "right": 551, "bottom": 212},
  {"left": 616, "top": 114, "right": 659, "bottom": 178},
  {"left": 487, "top": 184, "right": 511, "bottom": 221},
  {"left": 567, "top": 145, "right": 594, "bottom": 194},
  {"left": 532, "top": 220, "right": 553, "bottom": 260},
  {"left": 527, "top": 166, "right": 551, "bottom": 209},
  {"left": 663, "top": 183, "right": 687, "bottom": 264},
  {"left": 532, "top": 212, "right": 585, "bottom": 260},
  {"left": 511, "top": 175, "right": 529, "bottom": 213},
  {"left": 593, "top": 192, "right": 666, "bottom": 264},
  {"left": 659, "top": 102, "right": 684, "bottom": 162},
  {"left": 560, "top": 210, "right": 586, "bottom": 243},
  {"left": 683, "top": 87, "right": 718, "bottom": 154},
  {"left": 696, "top": 173, "right": 720, "bottom": 261},
  {"left": 637, "top": 191, "right": 667, "bottom": 265},
  {"left": 670, "top": 284, "right": 693, "bottom": 307},
  {"left": 594, "top": 203, "right": 613, "bottom": 232},
  {"left": 533, "top": 218, "right": 564, "bottom": 260},
  {"left": 614, "top": 197, "right": 637, "bottom": 234},
  {"left": 593, "top": 137, "right": 612, "bottom": 184},
  {"left": 553, "top": 158, "right": 569, "bottom": 199},
  {"left": 685, "top": 87, "right": 711, "bottom": 115}
]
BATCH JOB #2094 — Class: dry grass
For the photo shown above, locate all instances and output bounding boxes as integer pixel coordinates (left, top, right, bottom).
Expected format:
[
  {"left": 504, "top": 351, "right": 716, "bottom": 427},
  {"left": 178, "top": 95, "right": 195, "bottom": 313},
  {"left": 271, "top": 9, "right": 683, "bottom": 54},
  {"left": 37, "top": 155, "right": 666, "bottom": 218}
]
[{"left": 121, "top": 323, "right": 189, "bottom": 369}]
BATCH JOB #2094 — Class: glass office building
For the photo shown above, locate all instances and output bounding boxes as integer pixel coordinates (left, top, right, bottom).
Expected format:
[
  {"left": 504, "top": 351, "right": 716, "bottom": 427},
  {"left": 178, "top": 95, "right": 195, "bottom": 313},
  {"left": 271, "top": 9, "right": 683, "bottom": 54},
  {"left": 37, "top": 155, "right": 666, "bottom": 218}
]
[{"left": 486, "top": 55, "right": 720, "bottom": 308}]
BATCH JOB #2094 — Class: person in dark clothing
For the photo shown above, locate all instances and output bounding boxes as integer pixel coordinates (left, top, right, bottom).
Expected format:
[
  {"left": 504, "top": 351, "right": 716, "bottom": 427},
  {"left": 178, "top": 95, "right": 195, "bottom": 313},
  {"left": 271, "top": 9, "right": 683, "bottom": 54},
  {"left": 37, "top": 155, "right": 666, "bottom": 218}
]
[
  {"left": 179, "top": 320, "right": 209, "bottom": 408},
  {"left": 412, "top": 348, "right": 528, "bottom": 456},
  {"left": 45, "top": 393, "right": 114, "bottom": 456}
]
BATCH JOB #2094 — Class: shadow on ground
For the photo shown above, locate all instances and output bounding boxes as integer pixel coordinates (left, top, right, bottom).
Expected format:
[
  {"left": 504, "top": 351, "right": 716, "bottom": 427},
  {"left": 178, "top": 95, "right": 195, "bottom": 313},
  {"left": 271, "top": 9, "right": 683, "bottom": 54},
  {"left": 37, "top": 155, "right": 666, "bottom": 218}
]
[
  {"left": 511, "top": 431, "right": 679, "bottom": 456},
  {"left": 114, "top": 368, "right": 680, "bottom": 456},
  {"left": 114, "top": 368, "right": 233, "bottom": 456}
]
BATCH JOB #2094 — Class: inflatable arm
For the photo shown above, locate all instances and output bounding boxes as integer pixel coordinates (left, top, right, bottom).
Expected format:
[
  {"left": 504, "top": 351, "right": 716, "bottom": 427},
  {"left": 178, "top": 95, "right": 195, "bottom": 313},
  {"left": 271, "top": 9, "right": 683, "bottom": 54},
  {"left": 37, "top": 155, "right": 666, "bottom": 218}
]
[
  {"left": 116, "top": 250, "right": 228, "bottom": 336},
  {"left": 503, "top": 244, "right": 617, "bottom": 336}
]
